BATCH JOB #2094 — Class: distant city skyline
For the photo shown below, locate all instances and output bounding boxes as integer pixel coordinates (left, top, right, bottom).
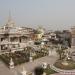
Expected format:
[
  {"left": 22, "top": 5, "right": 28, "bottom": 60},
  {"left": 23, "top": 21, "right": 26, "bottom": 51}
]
[{"left": 0, "top": 0, "right": 75, "bottom": 30}]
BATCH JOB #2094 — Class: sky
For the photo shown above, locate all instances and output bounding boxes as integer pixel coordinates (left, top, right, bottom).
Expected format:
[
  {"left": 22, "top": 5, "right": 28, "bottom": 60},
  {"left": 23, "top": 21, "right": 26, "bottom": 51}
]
[{"left": 0, "top": 0, "right": 75, "bottom": 30}]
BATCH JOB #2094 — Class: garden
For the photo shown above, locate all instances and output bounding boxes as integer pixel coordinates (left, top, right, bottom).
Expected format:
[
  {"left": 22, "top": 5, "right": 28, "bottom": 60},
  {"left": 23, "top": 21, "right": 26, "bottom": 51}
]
[
  {"left": 0, "top": 51, "right": 30, "bottom": 66},
  {"left": 0, "top": 47, "right": 48, "bottom": 67},
  {"left": 33, "top": 48, "right": 48, "bottom": 60}
]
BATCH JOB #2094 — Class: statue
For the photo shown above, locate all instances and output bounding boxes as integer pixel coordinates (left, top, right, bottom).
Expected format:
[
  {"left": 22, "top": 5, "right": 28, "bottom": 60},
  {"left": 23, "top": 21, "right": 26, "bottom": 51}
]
[
  {"left": 9, "top": 58, "right": 14, "bottom": 69},
  {"left": 21, "top": 67, "right": 27, "bottom": 75},
  {"left": 42, "top": 62, "right": 47, "bottom": 69},
  {"left": 29, "top": 55, "right": 33, "bottom": 62}
]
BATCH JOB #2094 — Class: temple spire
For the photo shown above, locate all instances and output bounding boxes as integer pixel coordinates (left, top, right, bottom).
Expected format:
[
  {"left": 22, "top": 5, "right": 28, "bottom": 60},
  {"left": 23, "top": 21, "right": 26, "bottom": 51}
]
[
  {"left": 8, "top": 10, "right": 12, "bottom": 22},
  {"left": 5, "top": 11, "right": 15, "bottom": 28}
]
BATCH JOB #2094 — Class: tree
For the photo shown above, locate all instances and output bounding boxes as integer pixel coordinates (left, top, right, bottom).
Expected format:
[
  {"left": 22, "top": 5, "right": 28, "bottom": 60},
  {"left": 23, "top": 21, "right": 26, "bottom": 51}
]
[
  {"left": 56, "top": 45, "right": 65, "bottom": 60},
  {"left": 34, "top": 66, "right": 44, "bottom": 75}
]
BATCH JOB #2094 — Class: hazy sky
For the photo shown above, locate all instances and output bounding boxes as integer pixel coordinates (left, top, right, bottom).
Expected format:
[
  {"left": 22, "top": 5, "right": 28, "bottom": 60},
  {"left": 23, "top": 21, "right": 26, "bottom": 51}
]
[{"left": 0, "top": 0, "right": 75, "bottom": 30}]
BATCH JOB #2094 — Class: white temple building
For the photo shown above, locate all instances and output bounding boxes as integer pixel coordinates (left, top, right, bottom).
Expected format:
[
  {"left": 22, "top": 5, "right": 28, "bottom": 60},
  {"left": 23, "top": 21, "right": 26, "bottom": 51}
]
[{"left": 0, "top": 14, "right": 34, "bottom": 52}]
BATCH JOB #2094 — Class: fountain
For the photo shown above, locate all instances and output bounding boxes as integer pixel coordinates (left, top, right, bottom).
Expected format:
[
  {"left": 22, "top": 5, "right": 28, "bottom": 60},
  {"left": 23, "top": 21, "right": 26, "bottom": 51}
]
[{"left": 62, "top": 51, "right": 71, "bottom": 66}]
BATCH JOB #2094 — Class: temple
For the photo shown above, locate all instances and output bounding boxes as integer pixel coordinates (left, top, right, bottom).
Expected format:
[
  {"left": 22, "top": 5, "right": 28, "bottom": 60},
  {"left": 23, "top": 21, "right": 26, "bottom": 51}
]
[{"left": 0, "top": 14, "right": 34, "bottom": 52}]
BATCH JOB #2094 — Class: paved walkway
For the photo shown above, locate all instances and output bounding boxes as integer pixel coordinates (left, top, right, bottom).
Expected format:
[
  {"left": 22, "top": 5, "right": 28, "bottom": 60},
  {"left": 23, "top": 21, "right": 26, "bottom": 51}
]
[
  {"left": 15, "top": 55, "right": 58, "bottom": 73},
  {"left": 0, "top": 60, "right": 15, "bottom": 75}
]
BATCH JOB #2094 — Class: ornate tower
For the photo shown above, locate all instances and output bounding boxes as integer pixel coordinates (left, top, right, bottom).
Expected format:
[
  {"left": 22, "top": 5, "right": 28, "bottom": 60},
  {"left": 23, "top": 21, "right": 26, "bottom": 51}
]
[{"left": 4, "top": 11, "right": 15, "bottom": 30}]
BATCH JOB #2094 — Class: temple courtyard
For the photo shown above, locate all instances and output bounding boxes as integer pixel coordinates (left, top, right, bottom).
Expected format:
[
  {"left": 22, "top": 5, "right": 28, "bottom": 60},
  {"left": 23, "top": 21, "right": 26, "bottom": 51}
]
[{"left": 0, "top": 48, "right": 75, "bottom": 75}]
